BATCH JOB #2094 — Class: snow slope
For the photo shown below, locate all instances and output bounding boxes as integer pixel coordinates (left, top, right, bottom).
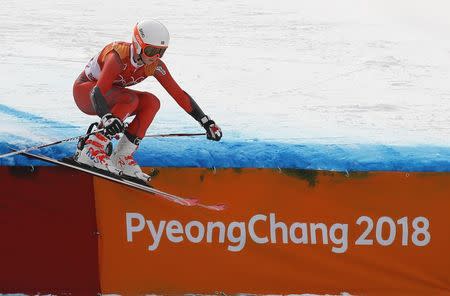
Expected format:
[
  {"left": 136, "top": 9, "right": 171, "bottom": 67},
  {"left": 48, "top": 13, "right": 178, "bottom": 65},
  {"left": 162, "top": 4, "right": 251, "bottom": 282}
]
[
  {"left": 1, "top": 104, "right": 449, "bottom": 171},
  {"left": 1, "top": 0, "right": 449, "bottom": 170}
]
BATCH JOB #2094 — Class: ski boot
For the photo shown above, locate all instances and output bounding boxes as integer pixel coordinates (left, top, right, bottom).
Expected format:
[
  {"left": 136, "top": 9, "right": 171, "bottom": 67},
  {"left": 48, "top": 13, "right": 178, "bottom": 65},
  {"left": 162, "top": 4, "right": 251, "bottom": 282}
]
[
  {"left": 74, "top": 123, "right": 122, "bottom": 176},
  {"left": 74, "top": 122, "right": 97, "bottom": 160},
  {"left": 111, "top": 132, "right": 151, "bottom": 184}
]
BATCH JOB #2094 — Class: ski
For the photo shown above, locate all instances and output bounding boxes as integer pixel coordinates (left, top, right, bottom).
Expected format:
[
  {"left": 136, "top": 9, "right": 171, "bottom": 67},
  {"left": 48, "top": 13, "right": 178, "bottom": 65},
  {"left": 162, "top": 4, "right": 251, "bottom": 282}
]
[
  {"left": 15, "top": 150, "right": 226, "bottom": 211},
  {"left": 0, "top": 127, "right": 105, "bottom": 159}
]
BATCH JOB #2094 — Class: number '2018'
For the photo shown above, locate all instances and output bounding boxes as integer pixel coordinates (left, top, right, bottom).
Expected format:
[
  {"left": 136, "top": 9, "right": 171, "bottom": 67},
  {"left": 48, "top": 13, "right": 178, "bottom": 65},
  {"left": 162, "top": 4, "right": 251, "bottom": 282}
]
[{"left": 355, "top": 216, "right": 430, "bottom": 246}]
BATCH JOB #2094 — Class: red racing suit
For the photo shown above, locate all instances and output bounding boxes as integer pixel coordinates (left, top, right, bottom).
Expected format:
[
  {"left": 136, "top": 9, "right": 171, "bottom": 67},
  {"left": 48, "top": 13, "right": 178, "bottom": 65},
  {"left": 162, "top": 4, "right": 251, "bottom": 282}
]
[{"left": 73, "top": 41, "right": 205, "bottom": 138}]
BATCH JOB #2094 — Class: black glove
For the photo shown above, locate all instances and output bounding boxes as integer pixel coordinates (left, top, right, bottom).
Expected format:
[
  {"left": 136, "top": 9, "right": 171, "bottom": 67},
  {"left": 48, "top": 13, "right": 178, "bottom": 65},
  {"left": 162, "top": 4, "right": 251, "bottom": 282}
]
[
  {"left": 100, "top": 113, "right": 124, "bottom": 137},
  {"left": 200, "top": 115, "right": 222, "bottom": 141}
]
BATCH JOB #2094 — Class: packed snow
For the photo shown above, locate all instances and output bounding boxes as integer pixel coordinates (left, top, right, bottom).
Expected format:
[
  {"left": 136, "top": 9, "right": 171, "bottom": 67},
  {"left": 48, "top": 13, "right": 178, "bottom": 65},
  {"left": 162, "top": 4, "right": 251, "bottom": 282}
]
[{"left": 1, "top": 0, "right": 449, "bottom": 170}]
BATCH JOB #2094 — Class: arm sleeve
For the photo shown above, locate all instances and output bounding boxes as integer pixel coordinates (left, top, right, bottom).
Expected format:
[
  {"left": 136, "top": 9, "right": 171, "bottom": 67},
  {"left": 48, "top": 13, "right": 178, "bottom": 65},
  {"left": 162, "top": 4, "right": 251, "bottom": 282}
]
[
  {"left": 97, "top": 51, "right": 123, "bottom": 95},
  {"left": 90, "top": 51, "right": 123, "bottom": 117},
  {"left": 154, "top": 60, "right": 206, "bottom": 122}
]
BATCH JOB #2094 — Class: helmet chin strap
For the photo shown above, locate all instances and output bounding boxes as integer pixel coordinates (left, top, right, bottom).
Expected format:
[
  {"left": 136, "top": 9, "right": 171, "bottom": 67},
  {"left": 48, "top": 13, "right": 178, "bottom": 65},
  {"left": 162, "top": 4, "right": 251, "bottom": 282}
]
[
  {"left": 131, "top": 43, "right": 144, "bottom": 66},
  {"left": 136, "top": 54, "right": 144, "bottom": 65}
]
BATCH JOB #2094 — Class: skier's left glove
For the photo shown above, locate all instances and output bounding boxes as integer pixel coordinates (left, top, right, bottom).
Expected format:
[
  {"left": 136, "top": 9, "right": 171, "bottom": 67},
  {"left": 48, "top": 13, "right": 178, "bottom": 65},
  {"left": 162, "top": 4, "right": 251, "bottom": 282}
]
[
  {"left": 100, "top": 113, "right": 124, "bottom": 137},
  {"left": 200, "top": 115, "right": 222, "bottom": 141}
]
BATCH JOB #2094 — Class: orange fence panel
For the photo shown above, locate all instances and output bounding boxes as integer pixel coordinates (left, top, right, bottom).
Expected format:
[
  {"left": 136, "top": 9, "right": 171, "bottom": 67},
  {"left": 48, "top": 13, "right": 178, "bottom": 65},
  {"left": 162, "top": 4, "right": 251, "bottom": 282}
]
[{"left": 94, "top": 168, "right": 450, "bottom": 295}]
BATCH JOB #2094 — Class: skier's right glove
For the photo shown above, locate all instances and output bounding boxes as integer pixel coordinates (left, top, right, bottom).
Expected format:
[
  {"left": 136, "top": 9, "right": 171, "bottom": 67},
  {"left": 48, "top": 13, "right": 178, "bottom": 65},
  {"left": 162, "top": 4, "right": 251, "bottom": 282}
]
[
  {"left": 100, "top": 113, "right": 124, "bottom": 137},
  {"left": 200, "top": 115, "right": 222, "bottom": 141}
]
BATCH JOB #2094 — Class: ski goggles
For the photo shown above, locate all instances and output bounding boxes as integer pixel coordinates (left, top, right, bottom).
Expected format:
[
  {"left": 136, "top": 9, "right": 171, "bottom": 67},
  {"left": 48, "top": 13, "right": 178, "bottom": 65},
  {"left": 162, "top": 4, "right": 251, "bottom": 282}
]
[{"left": 142, "top": 45, "right": 167, "bottom": 58}]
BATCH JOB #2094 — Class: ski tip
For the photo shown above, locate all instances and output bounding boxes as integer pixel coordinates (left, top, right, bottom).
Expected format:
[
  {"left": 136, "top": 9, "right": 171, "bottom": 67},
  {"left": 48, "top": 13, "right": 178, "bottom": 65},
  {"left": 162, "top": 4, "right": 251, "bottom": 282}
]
[
  {"left": 185, "top": 198, "right": 199, "bottom": 206},
  {"left": 213, "top": 204, "right": 228, "bottom": 211},
  {"left": 199, "top": 203, "right": 227, "bottom": 211}
]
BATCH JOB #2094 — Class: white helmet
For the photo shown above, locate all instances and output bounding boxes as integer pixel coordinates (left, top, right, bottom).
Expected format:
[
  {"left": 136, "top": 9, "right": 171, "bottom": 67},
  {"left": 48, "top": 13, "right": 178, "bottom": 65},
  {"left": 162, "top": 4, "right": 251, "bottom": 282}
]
[{"left": 132, "top": 20, "right": 170, "bottom": 58}]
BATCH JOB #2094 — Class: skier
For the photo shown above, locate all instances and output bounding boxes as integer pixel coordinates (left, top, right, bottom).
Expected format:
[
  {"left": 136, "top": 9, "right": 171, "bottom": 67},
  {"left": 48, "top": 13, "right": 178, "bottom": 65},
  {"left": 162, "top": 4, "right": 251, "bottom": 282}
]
[{"left": 72, "top": 20, "right": 222, "bottom": 181}]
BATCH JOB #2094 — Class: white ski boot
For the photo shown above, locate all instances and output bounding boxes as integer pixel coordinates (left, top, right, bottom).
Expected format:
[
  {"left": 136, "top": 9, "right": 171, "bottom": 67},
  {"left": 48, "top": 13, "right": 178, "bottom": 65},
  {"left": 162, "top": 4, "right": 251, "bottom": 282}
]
[
  {"left": 74, "top": 132, "right": 122, "bottom": 176},
  {"left": 111, "top": 133, "right": 151, "bottom": 182}
]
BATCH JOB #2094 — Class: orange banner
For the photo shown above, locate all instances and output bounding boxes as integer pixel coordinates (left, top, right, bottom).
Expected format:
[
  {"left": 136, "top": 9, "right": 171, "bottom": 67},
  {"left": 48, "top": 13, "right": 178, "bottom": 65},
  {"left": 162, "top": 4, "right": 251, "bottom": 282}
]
[{"left": 93, "top": 168, "right": 450, "bottom": 295}]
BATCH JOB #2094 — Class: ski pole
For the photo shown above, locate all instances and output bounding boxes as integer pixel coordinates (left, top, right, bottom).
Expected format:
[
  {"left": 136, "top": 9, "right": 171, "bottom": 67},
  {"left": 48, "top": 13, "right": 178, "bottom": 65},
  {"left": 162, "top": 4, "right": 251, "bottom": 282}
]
[
  {"left": 144, "top": 132, "right": 206, "bottom": 138},
  {"left": 0, "top": 128, "right": 105, "bottom": 159}
]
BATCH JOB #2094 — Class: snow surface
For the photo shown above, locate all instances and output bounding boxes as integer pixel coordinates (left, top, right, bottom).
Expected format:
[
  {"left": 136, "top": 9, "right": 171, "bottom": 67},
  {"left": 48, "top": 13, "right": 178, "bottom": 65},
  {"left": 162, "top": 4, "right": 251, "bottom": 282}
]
[{"left": 1, "top": 0, "right": 450, "bottom": 170}]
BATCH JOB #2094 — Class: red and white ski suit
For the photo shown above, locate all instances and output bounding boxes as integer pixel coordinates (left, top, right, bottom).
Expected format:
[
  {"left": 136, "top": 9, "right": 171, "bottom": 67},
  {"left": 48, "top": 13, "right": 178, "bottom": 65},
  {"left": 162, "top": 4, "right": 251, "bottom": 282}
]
[{"left": 73, "top": 42, "right": 196, "bottom": 138}]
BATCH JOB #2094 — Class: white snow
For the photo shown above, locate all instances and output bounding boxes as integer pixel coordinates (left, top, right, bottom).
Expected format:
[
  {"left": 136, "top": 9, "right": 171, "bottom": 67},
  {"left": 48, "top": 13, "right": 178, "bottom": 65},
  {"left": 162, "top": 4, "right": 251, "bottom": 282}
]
[{"left": 1, "top": 0, "right": 450, "bottom": 146}]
